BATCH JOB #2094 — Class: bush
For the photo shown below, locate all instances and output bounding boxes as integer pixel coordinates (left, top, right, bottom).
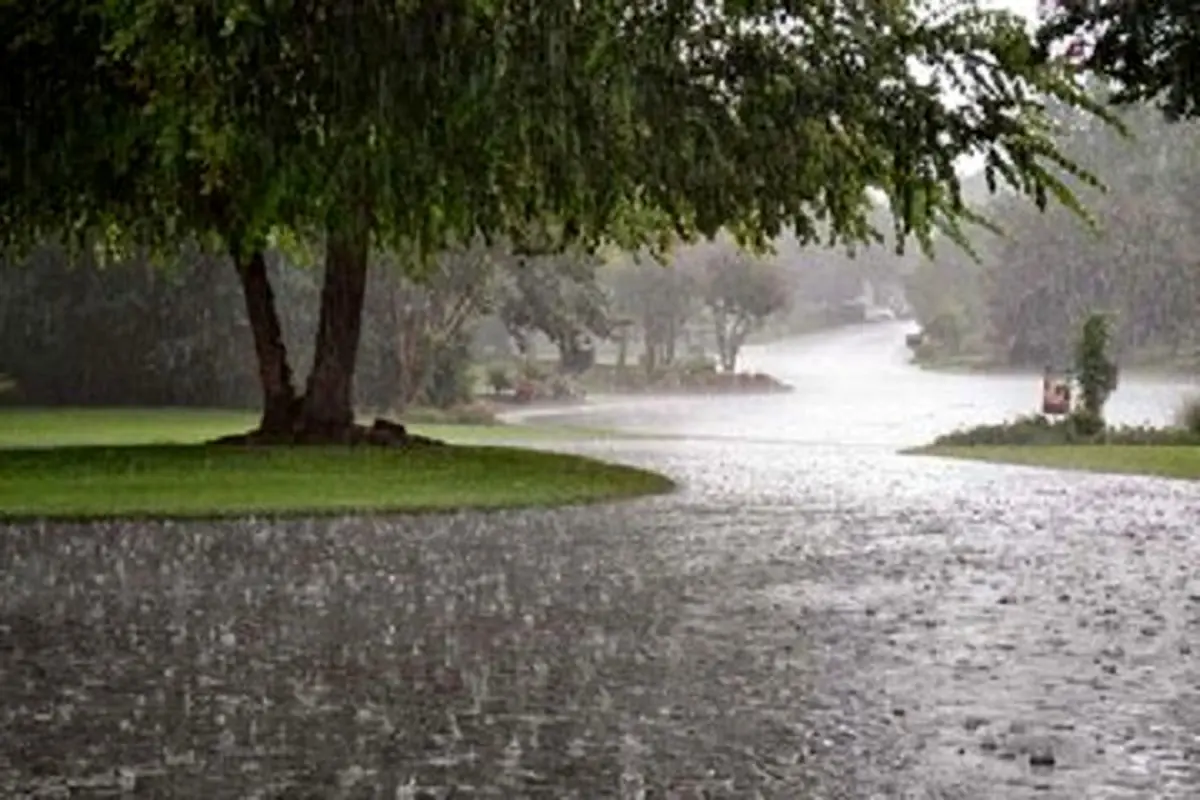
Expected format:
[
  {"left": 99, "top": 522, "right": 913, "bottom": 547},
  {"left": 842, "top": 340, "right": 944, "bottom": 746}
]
[
  {"left": 679, "top": 354, "right": 718, "bottom": 376},
  {"left": 1074, "top": 313, "right": 1119, "bottom": 422},
  {"left": 486, "top": 365, "right": 512, "bottom": 394},
  {"left": 931, "top": 413, "right": 1200, "bottom": 448},
  {"left": 1068, "top": 409, "right": 1105, "bottom": 438},
  {"left": 1177, "top": 395, "right": 1200, "bottom": 435},
  {"left": 548, "top": 375, "right": 584, "bottom": 400},
  {"left": 924, "top": 311, "right": 963, "bottom": 352},
  {"left": 423, "top": 339, "right": 475, "bottom": 409},
  {"left": 519, "top": 359, "right": 547, "bottom": 381}
]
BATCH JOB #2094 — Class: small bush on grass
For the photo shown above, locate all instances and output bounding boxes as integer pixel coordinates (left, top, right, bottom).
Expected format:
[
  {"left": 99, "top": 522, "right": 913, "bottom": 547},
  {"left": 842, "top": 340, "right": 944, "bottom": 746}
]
[
  {"left": 1176, "top": 395, "right": 1200, "bottom": 435},
  {"left": 486, "top": 366, "right": 513, "bottom": 395},
  {"left": 931, "top": 413, "right": 1200, "bottom": 448}
]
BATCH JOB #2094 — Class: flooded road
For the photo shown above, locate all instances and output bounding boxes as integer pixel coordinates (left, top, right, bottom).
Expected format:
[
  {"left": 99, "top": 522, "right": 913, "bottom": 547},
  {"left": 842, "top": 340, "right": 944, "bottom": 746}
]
[
  {"left": 5, "top": 323, "right": 1200, "bottom": 798},
  {"left": 542, "top": 321, "right": 1200, "bottom": 449}
]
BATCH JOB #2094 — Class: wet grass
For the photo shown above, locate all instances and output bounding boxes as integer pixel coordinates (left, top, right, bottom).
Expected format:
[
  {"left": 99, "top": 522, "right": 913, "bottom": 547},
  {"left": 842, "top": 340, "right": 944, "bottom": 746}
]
[
  {"left": 0, "top": 407, "right": 673, "bottom": 520},
  {"left": 0, "top": 406, "right": 614, "bottom": 448},
  {"left": 919, "top": 444, "right": 1200, "bottom": 481},
  {"left": 0, "top": 444, "right": 676, "bottom": 521}
]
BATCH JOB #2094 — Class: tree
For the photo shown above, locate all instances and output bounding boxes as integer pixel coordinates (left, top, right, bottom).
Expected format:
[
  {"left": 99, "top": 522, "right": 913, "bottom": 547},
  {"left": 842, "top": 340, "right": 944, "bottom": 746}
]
[
  {"left": 359, "top": 243, "right": 497, "bottom": 411},
  {"left": 903, "top": 88, "right": 1200, "bottom": 369},
  {"left": 1038, "top": 1, "right": 1200, "bottom": 123},
  {"left": 4, "top": 0, "right": 1115, "bottom": 441},
  {"left": 495, "top": 250, "right": 610, "bottom": 374},
  {"left": 605, "top": 254, "right": 697, "bottom": 373},
  {"left": 698, "top": 245, "right": 790, "bottom": 373},
  {"left": 1073, "top": 312, "right": 1119, "bottom": 429}
]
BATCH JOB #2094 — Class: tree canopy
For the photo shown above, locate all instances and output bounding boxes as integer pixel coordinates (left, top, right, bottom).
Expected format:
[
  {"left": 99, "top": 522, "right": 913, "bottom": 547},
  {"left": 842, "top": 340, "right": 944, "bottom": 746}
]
[
  {"left": 2, "top": 0, "right": 1116, "bottom": 440},
  {"left": 903, "top": 90, "right": 1200, "bottom": 370},
  {"left": 1038, "top": 0, "right": 1200, "bottom": 122}
]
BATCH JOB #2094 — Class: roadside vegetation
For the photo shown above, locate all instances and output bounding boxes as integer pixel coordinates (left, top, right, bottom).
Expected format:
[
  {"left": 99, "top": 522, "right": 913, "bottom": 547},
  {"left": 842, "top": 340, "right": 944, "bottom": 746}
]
[
  {"left": 901, "top": 81, "right": 1200, "bottom": 377},
  {"left": 3, "top": 0, "right": 1190, "bottom": 511},
  {"left": 917, "top": 315, "right": 1200, "bottom": 480}
]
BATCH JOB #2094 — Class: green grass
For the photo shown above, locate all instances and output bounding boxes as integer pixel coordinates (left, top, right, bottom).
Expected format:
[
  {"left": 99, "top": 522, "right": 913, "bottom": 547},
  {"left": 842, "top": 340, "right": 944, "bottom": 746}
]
[
  {"left": 0, "top": 407, "right": 613, "bottom": 449},
  {"left": 0, "top": 407, "right": 673, "bottom": 520},
  {"left": 917, "top": 444, "right": 1200, "bottom": 481}
]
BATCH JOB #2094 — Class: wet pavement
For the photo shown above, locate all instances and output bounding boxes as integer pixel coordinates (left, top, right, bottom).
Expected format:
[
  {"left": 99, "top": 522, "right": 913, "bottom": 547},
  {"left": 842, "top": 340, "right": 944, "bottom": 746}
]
[{"left": 5, "top": 322, "right": 1200, "bottom": 798}]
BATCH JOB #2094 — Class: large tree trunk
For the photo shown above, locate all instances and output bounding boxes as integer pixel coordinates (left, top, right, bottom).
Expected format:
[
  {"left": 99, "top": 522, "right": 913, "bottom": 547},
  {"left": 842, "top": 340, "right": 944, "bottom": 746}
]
[
  {"left": 233, "top": 249, "right": 297, "bottom": 434},
  {"left": 300, "top": 215, "right": 371, "bottom": 438}
]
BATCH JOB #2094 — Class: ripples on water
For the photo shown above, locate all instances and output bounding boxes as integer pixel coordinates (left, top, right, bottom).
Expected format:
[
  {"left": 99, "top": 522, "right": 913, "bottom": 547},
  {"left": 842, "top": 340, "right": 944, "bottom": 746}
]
[{"left": 4, "top": 323, "right": 1200, "bottom": 797}]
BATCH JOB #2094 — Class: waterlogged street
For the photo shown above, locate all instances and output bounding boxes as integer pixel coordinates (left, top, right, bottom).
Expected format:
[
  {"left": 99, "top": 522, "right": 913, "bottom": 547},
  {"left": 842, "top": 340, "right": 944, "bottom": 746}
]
[{"left": 5, "top": 323, "right": 1200, "bottom": 798}]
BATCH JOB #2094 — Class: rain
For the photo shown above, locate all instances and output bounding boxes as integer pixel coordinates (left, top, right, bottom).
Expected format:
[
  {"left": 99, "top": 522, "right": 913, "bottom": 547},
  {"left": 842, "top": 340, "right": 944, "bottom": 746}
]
[{"left": 5, "top": 0, "right": 1200, "bottom": 798}]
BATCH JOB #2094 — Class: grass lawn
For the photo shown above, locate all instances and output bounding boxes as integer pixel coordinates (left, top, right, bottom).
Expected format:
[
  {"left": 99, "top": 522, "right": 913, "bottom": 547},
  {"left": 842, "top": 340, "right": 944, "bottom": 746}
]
[
  {"left": 0, "top": 407, "right": 615, "bottom": 449},
  {"left": 0, "top": 407, "right": 673, "bottom": 520},
  {"left": 918, "top": 444, "right": 1200, "bottom": 481}
]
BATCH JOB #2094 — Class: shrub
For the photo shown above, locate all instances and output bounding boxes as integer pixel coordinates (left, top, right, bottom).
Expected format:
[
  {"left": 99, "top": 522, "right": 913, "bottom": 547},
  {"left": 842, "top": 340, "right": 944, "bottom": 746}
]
[
  {"left": 1176, "top": 395, "right": 1200, "bottom": 435},
  {"left": 486, "top": 365, "right": 513, "bottom": 394},
  {"left": 519, "top": 359, "right": 547, "bottom": 381},
  {"left": 932, "top": 414, "right": 1081, "bottom": 446},
  {"left": 924, "top": 311, "right": 964, "bottom": 352},
  {"left": 679, "top": 354, "right": 718, "bottom": 376},
  {"left": 423, "top": 340, "right": 475, "bottom": 409},
  {"left": 1074, "top": 313, "right": 1119, "bottom": 422},
  {"left": 931, "top": 413, "right": 1200, "bottom": 448},
  {"left": 1068, "top": 409, "right": 1106, "bottom": 438}
]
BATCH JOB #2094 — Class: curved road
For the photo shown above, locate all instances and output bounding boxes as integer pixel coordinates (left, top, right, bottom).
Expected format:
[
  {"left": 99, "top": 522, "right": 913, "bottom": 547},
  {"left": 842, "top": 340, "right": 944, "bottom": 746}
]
[{"left": 4, "top": 323, "right": 1200, "bottom": 798}]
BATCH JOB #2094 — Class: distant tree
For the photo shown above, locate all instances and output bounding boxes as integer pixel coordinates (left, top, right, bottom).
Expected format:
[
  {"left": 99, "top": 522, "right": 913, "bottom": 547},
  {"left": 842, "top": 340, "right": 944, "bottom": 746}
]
[
  {"left": 359, "top": 244, "right": 496, "bottom": 411},
  {"left": 904, "top": 94, "right": 1200, "bottom": 368},
  {"left": 606, "top": 254, "right": 697, "bottom": 373},
  {"left": 495, "top": 250, "right": 610, "bottom": 374},
  {"left": 699, "top": 246, "right": 790, "bottom": 373}
]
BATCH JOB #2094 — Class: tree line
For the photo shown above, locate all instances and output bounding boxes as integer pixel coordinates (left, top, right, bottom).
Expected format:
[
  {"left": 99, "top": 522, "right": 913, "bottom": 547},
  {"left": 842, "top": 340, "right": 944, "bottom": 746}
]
[
  {"left": 905, "top": 87, "right": 1200, "bottom": 371},
  {"left": 2, "top": 0, "right": 1184, "bottom": 440},
  {"left": 1, "top": 230, "right": 884, "bottom": 409}
]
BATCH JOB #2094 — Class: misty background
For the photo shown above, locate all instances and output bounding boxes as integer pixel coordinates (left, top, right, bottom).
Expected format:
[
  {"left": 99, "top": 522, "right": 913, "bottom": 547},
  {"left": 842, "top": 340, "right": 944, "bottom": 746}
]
[{"left": 3, "top": 80, "right": 1199, "bottom": 411}]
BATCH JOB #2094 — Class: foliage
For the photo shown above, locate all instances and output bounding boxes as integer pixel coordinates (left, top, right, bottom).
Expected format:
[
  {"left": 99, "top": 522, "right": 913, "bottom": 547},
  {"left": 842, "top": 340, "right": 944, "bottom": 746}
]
[
  {"left": 603, "top": 253, "right": 697, "bottom": 372},
  {"left": 1176, "top": 395, "right": 1200, "bottom": 436},
  {"left": 495, "top": 250, "right": 609, "bottom": 370},
  {"left": 421, "top": 332, "right": 476, "bottom": 410},
  {"left": 679, "top": 354, "right": 719, "bottom": 377},
  {"left": 1038, "top": 0, "right": 1200, "bottom": 122},
  {"left": 0, "top": 243, "right": 488, "bottom": 411},
  {"left": 486, "top": 366, "right": 513, "bottom": 395},
  {"left": 6, "top": 0, "right": 1116, "bottom": 257},
  {"left": 696, "top": 241, "right": 790, "bottom": 372},
  {"left": 1073, "top": 312, "right": 1120, "bottom": 422},
  {"left": 361, "top": 243, "right": 496, "bottom": 410},
  {"left": 905, "top": 95, "right": 1200, "bottom": 370},
  {"left": 0, "top": 243, "right": 262, "bottom": 407},
  {"left": 930, "top": 414, "right": 1200, "bottom": 448},
  {"left": 2, "top": 0, "right": 1127, "bottom": 433}
]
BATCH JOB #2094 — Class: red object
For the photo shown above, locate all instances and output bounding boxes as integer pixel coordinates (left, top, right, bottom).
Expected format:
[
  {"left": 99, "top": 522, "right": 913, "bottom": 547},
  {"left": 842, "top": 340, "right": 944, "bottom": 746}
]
[
  {"left": 1042, "top": 375, "right": 1071, "bottom": 415},
  {"left": 514, "top": 380, "right": 535, "bottom": 404}
]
